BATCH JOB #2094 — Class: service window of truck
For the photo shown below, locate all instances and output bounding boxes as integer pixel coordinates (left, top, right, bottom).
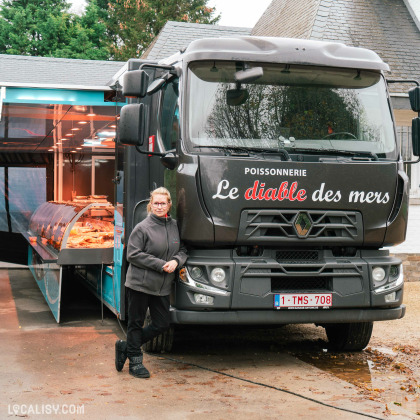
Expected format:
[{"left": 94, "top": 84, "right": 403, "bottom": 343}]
[{"left": 119, "top": 37, "right": 420, "bottom": 352}]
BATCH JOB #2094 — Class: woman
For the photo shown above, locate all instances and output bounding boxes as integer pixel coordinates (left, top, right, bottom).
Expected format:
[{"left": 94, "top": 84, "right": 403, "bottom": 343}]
[{"left": 115, "top": 187, "right": 187, "bottom": 378}]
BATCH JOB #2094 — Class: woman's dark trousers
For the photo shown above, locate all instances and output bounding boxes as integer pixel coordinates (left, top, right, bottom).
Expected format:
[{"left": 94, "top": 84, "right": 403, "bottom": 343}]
[{"left": 126, "top": 287, "right": 170, "bottom": 357}]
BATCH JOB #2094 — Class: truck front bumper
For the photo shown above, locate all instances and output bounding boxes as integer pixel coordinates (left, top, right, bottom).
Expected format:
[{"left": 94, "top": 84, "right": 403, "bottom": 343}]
[{"left": 170, "top": 304, "right": 405, "bottom": 325}]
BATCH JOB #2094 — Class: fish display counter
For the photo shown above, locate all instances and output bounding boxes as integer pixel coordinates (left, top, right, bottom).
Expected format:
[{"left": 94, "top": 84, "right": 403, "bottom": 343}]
[
  {"left": 23, "top": 197, "right": 116, "bottom": 322},
  {"left": 25, "top": 197, "right": 114, "bottom": 265}
]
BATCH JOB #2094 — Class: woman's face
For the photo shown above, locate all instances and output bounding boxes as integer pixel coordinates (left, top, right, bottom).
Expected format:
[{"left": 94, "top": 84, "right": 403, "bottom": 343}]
[{"left": 151, "top": 194, "right": 170, "bottom": 217}]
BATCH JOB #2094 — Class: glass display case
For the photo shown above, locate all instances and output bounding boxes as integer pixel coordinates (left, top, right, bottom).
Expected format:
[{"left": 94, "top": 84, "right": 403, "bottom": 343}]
[{"left": 26, "top": 198, "right": 114, "bottom": 265}]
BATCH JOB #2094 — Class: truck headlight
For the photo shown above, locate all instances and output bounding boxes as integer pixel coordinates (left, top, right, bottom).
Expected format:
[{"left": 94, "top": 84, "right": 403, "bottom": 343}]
[
  {"left": 190, "top": 266, "right": 203, "bottom": 280},
  {"left": 389, "top": 265, "right": 399, "bottom": 278},
  {"left": 375, "top": 265, "right": 403, "bottom": 294},
  {"left": 210, "top": 267, "right": 226, "bottom": 284},
  {"left": 372, "top": 266, "right": 386, "bottom": 287}
]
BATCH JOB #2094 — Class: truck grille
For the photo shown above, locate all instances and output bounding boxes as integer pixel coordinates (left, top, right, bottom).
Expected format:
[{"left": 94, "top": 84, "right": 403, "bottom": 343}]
[
  {"left": 276, "top": 250, "right": 319, "bottom": 263},
  {"left": 271, "top": 277, "right": 331, "bottom": 292},
  {"left": 242, "top": 260, "right": 362, "bottom": 293},
  {"left": 238, "top": 210, "right": 362, "bottom": 244},
  {"left": 236, "top": 251, "right": 365, "bottom": 307}
]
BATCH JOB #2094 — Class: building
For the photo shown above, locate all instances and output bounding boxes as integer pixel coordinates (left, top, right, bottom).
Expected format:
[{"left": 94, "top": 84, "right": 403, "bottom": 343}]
[{"left": 142, "top": 21, "right": 251, "bottom": 60}]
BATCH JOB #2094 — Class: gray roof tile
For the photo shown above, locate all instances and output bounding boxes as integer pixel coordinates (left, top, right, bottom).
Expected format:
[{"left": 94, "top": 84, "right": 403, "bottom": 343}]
[
  {"left": 251, "top": 0, "right": 420, "bottom": 93},
  {"left": 143, "top": 21, "right": 251, "bottom": 61},
  {"left": 252, "top": 0, "right": 321, "bottom": 39},
  {"left": 0, "top": 55, "right": 125, "bottom": 87}
]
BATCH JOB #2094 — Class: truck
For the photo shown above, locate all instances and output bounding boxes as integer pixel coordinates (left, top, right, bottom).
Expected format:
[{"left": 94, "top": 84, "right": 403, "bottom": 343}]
[
  {"left": 117, "top": 36, "right": 420, "bottom": 352},
  {"left": 27, "top": 36, "right": 420, "bottom": 352}
]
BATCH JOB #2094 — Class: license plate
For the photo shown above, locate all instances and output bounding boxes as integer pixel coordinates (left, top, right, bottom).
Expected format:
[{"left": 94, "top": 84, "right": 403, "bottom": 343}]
[{"left": 274, "top": 293, "right": 332, "bottom": 309}]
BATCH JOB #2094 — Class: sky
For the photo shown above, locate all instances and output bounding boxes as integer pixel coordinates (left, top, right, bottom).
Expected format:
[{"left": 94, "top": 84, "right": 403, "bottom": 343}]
[
  {"left": 207, "top": 0, "right": 272, "bottom": 28},
  {"left": 69, "top": 0, "right": 273, "bottom": 28}
]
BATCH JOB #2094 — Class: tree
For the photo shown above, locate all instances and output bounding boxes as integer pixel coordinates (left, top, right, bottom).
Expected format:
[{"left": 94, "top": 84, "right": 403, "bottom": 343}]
[
  {"left": 0, "top": 0, "right": 72, "bottom": 56},
  {"left": 106, "top": 0, "right": 220, "bottom": 61},
  {"left": 0, "top": 0, "right": 219, "bottom": 60},
  {"left": 56, "top": 0, "right": 109, "bottom": 60},
  {"left": 0, "top": 0, "right": 108, "bottom": 59}
]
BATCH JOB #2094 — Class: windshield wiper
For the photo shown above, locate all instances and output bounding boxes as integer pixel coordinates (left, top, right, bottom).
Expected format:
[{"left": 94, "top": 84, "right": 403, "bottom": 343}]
[
  {"left": 291, "top": 148, "right": 379, "bottom": 161},
  {"left": 194, "top": 145, "right": 251, "bottom": 153},
  {"left": 194, "top": 145, "right": 291, "bottom": 161},
  {"left": 248, "top": 147, "right": 292, "bottom": 161}
]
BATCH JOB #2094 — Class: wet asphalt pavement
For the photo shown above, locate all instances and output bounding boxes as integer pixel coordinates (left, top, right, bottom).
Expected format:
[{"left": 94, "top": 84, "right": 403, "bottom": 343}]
[{"left": 0, "top": 268, "right": 419, "bottom": 419}]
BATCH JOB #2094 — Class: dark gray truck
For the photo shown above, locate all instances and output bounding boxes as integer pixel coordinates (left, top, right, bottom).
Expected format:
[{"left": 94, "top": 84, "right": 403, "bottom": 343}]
[{"left": 118, "top": 36, "right": 420, "bottom": 351}]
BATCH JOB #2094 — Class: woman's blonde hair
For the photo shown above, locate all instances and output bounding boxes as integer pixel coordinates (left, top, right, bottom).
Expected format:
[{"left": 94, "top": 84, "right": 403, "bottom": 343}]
[{"left": 147, "top": 187, "right": 172, "bottom": 214}]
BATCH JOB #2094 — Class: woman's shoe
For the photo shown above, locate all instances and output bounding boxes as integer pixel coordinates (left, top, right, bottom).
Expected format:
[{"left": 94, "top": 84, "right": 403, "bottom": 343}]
[
  {"left": 129, "top": 355, "right": 150, "bottom": 378},
  {"left": 115, "top": 340, "right": 127, "bottom": 372}
]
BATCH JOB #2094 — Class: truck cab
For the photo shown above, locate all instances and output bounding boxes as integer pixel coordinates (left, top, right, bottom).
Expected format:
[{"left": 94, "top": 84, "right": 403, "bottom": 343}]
[{"left": 118, "top": 36, "right": 420, "bottom": 351}]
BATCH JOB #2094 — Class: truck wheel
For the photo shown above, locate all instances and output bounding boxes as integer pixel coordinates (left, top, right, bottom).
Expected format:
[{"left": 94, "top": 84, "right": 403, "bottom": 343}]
[
  {"left": 141, "top": 310, "right": 174, "bottom": 353},
  {"left": 324, "top": 322, "right": 373, "bottom": 351}
]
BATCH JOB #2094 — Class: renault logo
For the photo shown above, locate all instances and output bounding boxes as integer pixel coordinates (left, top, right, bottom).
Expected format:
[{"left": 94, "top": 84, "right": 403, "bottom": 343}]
[{"left": 294, "top": 212, "right": 312, "bottom": 237}]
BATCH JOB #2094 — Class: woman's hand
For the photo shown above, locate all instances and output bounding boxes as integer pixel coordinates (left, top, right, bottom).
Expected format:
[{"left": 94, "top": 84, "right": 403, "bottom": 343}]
[{"left": 163, "top": 260, "right": 178, "bottom": 273}]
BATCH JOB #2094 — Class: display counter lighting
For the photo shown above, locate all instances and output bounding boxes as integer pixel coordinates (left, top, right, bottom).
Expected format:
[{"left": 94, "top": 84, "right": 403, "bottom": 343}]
[
  {"left": 71, "top": 128, "right": 80, "bottom": 131},
  {"left": 78, "top": 121, "right": 88, "bottom": 124},
  {"left": 97, "top": 131, "right": 116, "bottom": 138},
  {"left": 87, "top": 113, "right": 96, "bottom": 117},
  {"left": 83, "top": 139, "right": 102, "bottom": 147}
]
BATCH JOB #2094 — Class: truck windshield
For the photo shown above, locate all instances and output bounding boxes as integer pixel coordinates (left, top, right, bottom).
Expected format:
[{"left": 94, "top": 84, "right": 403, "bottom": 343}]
[{"left": 187, "top": 61, "right": 397, "bottom": 159}]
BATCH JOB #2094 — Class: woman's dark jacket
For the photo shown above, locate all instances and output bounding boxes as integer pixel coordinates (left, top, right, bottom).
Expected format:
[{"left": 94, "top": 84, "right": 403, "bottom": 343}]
[{"left": 125, "top": 213, "right": 187, "bottom": 296}]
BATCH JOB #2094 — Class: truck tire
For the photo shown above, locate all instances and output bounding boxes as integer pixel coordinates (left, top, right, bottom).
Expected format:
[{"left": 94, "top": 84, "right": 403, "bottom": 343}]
[
  {"left": 324, "top": 322, "right": 373, "bottom": 352},
  {"left": 141, "top": 310, "right": 174, "bottom": 353}
]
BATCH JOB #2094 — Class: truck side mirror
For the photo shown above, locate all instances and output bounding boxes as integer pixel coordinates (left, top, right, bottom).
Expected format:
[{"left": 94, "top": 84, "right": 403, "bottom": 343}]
[
  {"left": 412, "top": 117, "right": 420, "bottom": 156},
  {"left": 123, "top": 70, "right": 149, "bottom": 98},
  {"left": 409, "top": 86, "right": 420, "bottom": 112},
  {"left": 118, "top": 103, "right": 146, "bottom": 146}
]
